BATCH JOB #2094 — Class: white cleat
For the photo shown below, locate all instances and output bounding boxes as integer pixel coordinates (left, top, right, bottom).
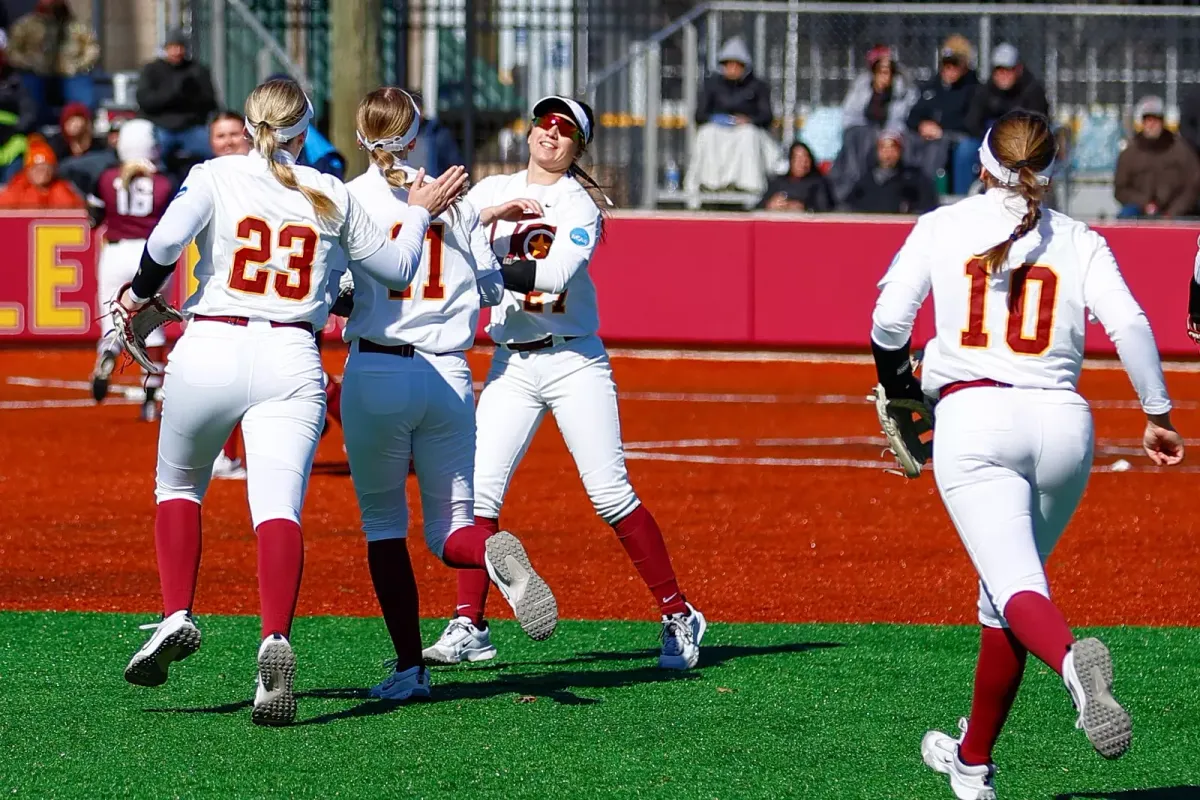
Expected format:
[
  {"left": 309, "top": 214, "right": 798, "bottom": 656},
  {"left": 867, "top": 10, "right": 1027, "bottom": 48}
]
[
  {"left": 658, "top": 602, "right": 707, "bottom": 670},
  {"left": 212, "top": 452, "right": 247, "bottom": 480},
  {"left": 483, "top": 531, "right": 558, "bottom": 641},
  {"left": 1064, "top": 637, "right": 1132, "bottom": 759},
  {"left": 124, "top": 609, "right": 201, "bottom": 687},
  {"left": 422, "top": 616, "right": 498, "bottom": 665},
  {"left": 252, "top": 633, "right": 297, "bottom": 726},
  {"left": 921, "top": 719, "right": 998, "bottom": 800},
  {"left": 91, "top": 351, "right": 116, "bottom": 403},
  {"left": 368, "top": 663, "right": 432, "bottom": 701}
]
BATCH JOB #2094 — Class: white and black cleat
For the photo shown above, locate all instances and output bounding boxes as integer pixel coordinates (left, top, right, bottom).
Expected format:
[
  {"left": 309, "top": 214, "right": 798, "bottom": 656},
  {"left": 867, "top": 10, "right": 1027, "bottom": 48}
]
[
  {"left": 1064, "top": 637, "right": 1132, "bottom": 759},
  {"left": 484, "top": 531, "right": 558, "bottom": 641},
  {"left": 124, "top": 610, "right": 201, "bottom": 687},
  {"left": 252, "top": 633, "right": 298, "bottom": 726}
]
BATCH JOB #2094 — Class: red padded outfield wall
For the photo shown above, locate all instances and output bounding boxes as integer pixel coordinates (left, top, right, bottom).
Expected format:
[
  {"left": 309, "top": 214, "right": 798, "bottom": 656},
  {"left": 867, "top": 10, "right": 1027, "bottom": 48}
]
[{"left": 1, "top": 209, "right": 1196, "bottom": 355}]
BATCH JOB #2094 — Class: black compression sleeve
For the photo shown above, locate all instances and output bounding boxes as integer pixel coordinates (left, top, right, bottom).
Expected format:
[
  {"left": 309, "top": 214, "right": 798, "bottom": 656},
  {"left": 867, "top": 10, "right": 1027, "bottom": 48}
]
[
  {"left": 1190, "top": 277, "right": 1200, "bottom": 318},
  {"left": 130, "top": 246, "right": 178, "bottom": 300},
  {"left": 871, "top": 338, "right": 922, "bottom": 401},
  {"left": 500, "top": 259, "right": 538, "bottom": 294}
]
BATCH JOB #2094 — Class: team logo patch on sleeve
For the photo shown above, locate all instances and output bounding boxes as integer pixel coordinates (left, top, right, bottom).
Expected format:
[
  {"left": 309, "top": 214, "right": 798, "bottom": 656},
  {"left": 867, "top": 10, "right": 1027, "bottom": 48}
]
[
  {"left": 173, "top": 186, "right": 188, "bottom": 200},
  {"left": 569, "top": 227, "right": 590, "bottom": 246}
]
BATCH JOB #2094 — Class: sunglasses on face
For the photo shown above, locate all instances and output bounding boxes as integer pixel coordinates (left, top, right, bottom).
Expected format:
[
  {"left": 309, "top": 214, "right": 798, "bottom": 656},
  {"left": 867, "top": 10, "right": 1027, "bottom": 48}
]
[{"left": 533, "top": 113, "right": 584, "bottom": 144}]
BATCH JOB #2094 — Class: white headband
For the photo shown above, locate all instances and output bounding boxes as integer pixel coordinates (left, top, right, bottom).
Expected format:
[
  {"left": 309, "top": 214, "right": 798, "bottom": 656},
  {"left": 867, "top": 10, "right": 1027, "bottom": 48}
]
[
  {"left": 357, "top": 94, "right": 422, "bottom": 153},
  {"left": 979, "top": 130, "right": 1054, "bottom": 187},
  {"left": 245, "top": 96, "right": 314, "bottom": 144}
]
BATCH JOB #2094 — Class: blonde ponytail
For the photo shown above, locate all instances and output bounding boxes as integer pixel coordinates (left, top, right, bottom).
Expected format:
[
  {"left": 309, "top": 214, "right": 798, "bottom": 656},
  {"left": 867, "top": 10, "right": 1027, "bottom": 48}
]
[{"left": 118, "top": 159, "right": 156, "bottom": 191}]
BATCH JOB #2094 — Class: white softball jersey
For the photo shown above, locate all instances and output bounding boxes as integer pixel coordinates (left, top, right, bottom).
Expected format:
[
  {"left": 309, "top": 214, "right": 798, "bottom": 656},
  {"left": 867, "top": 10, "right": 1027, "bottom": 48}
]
[
  {"left": 339, "top": 165, "right": 504, "bottom": 354},
  {"left": 872, "top": 188, "right": 1171, "bottom": 414},
  {"left": 467, "top": 170, "right": 603, "bottom": 344},
  {"left": 152, "top": 151, "right": 389, "bottom": 329}
]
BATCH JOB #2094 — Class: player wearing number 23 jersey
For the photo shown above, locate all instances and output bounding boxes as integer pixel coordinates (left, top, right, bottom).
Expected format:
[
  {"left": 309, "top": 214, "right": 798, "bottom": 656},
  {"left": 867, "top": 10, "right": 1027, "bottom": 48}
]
[
  {"left": 424, "top": 96, "right": 706, "bottom": 673},
  {"left": 872, "top": 110, "right": 1184, "bottom": 800},
  {"left": 118, "top": 79, "right": 451, "bottom": 727}
]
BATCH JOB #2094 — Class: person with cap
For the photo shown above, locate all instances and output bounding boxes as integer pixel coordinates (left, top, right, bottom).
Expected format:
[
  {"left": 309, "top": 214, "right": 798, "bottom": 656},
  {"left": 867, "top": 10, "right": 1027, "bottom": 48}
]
[
  {"left": 0, "top": 133, "right": 85, "bottom": 209},
  {"left": 1114, "top": 95, "right": 1200, "bottom": 219},
  {"left": 965, "top": 43, "right": 1049, "bottom": 142},
  {"left": 136, "top": 28, "right": 218, "bottom": 170},
  {"left": 5, "top": 0, "right": 99, "bottom": 126},
  {"left": 830, "top": 44, "right": 917, "bottom": 204},
  {"left": 685, "top": 36, "right": 778, "bottom": 198},
  {"left": 844, "top": 127, "right": 938, "bottom": 215},
  {"left": 422, "top": 93, "right": 707, "bottom": 673},
  {"left": 906, "top": 34, "right": 980, "bottom": 195},
  {"left": 0, "top": 30, "right": 37, "bottom": 182}
]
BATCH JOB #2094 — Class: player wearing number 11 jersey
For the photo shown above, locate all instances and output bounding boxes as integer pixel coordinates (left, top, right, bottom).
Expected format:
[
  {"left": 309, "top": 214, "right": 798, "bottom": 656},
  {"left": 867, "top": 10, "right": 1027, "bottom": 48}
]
[{"left": 871, "top": 110, "right": 1184, "bottom": 800}]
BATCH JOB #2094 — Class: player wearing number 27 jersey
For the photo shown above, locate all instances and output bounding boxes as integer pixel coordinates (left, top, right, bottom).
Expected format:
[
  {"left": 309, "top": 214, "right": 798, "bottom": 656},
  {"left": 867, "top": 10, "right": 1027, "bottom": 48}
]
[{"left": 872, "top": 110, "right": 1183, "bottom": 800}]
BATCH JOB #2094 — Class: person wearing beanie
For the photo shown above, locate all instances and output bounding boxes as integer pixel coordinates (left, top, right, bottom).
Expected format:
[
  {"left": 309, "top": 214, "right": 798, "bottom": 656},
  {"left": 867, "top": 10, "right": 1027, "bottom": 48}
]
[
  {"left": 6, "top": 0, "right": 100, "bottom": 126},
  {"left": 48, "top": 101, "right": 96, "bottom": 161},
  {"left": 1115, "top": 95, "right": 1200, "bottom": 219},
  {"left": 844, "top": 127, "right": 938, "bottom": 214},
  {"left": 685, "top": 36, "right": 779, "bottom": 199},
  {"left": 0, "top": 134, "right": 85, "bottom": 209},
  {"left": 906, "top": 34, "right": 980, "bottom": 195},
  {"left": 135, "top": 28, "right": 218, "bottom": 169}
]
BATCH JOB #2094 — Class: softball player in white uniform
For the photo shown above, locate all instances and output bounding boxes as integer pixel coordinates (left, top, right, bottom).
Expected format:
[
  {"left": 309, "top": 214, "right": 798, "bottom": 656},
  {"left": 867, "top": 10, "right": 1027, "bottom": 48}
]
[
  {"left": 119, "top": 78, "right": 466, "bottom": 726},
  {"left": 425, "top": 96, "right": 706, "bottom": 671},
  {"left": 336, "top": 87, "right": 557, "bottom": 701},
  {"left": 871, "top": 110, "right": 1184, "bottom": 799}
]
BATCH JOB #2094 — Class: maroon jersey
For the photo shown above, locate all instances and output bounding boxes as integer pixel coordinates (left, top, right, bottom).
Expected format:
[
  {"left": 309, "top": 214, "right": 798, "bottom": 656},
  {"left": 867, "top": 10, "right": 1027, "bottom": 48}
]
[{"left": 96, "top": 166, "right": 175, "bottom": 242}]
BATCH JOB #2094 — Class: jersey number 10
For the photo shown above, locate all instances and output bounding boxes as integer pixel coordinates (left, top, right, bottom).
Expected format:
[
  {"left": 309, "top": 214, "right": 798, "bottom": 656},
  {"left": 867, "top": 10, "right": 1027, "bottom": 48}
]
[
  {"left": 388, "top": 221, "right": 446, "bottom": 301},
  {"left": 960, "top": 258, "right": 1059, "bottom": 355}
]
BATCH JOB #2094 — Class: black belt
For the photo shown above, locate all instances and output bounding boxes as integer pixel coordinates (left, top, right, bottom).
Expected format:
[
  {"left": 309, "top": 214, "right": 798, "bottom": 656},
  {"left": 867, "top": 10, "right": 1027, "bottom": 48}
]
[
  {"left": 357, "top": 339, "right": 462, "bottom": 358},
  {"left": 504, "top": 335, "right": 578, "bottom": 353}
]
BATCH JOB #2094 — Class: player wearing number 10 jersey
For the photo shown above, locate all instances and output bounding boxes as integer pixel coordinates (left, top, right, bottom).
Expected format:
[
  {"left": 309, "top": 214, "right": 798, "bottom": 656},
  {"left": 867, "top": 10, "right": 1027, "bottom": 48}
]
[
  {"left": 871, "top": 110, "right": 1184, "bottom": 800},
  {"left": 118, "top": 78, "right": 465, "bottom": 727}
]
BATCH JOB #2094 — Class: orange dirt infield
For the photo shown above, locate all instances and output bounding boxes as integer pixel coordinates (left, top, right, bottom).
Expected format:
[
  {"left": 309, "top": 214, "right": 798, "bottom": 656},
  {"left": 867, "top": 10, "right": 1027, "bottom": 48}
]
[{"left": 1, "top": 345, "right": 1198, "bottom": 627}]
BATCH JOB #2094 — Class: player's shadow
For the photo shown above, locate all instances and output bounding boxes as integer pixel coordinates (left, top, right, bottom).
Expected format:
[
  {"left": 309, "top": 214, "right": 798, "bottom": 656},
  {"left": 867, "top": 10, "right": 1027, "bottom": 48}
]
[
  {"left": 142, "top": 640, "right": 841, "bottom": 726},
  {"left": 1056, "top": 789, "right": 1200, "bottom": 800}
]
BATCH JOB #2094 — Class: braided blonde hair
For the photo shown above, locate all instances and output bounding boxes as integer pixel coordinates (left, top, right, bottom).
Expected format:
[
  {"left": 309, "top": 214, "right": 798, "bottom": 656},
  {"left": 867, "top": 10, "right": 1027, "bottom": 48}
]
[{"left": 245, "top": 79, "right": 339, "bottom": 223}]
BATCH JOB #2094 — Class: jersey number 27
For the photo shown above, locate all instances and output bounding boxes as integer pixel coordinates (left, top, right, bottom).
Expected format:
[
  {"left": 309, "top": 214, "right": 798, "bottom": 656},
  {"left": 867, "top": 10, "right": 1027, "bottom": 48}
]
[
  {"left": 961, "top": 258, "right": 1058, "bottom": 355},
  {"left": 388, "top": 221, "right": 446, "bottom": 301}
]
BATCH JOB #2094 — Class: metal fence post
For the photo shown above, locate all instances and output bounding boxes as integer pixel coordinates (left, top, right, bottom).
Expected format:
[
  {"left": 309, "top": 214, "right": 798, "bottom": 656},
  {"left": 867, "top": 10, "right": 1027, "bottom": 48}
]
[
  {"left": 684, "top": 21, "right": 699, "bottom": 183},
  {"left": 754, "top": 13, "right": 767, "bottom": 79},
  {"left": 212, "top": 0, "right": 226, "bottom": 108},
  {"left": 978, "top": 14, "right": 991, "bottom": 75},
  {"left": 706, "top": 11, "right": 719, "bottom": 73},
  {"left": 783, "top": 5, "right": 799, "bottom": 146},
  {"left": 641, "top": 42, "right": 661, "bottom": 210},
  {"left": 258, "top": 48, "right": 273, "bottom": 84}
]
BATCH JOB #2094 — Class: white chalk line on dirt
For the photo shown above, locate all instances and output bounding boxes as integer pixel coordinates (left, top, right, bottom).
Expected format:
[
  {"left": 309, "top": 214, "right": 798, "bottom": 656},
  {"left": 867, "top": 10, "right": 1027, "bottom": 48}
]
[{"left": 0, "top": 398, "right": 138, "bottom": 410}]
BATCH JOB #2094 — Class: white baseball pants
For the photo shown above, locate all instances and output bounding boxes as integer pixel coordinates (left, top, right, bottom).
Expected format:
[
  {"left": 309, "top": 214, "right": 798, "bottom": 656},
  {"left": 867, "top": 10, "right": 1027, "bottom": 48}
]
[
  {"left": 97, "top": 239, "right": 167, "bottom": 348},
  {"left": 473, "top": 335, "right": 640, "bottom": 525},
  {"left": 932, "top": 386, "right": 1094, "bottom": 628},
  {"left": 341, "top": 344, "right": 476, "bottom": 558},
  {"left": 155, "top": 320, "right": 326, "bottom": 526}
]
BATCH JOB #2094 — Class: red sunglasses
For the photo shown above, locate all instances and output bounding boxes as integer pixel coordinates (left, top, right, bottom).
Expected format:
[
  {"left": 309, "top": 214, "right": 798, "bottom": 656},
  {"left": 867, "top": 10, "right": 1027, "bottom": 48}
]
[{"left": 533, "top": 113, "right": 584, "bottom": 144}]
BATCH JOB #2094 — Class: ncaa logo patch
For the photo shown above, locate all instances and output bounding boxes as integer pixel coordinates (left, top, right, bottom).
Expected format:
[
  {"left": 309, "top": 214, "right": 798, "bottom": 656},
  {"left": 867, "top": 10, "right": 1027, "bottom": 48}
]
[
  {"left": 173, "top": 186, "right": 188, "bottom": 200},
  {"left": 569, "top": 227, "right": 590, "bottom": 246}
]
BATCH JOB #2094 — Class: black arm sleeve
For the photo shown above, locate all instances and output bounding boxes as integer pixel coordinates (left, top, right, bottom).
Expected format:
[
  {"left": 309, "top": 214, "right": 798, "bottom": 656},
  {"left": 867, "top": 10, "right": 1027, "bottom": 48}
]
[
  {"left": 130, "top": 245, "right": 178, "bottom": 300},
  {"left": 1190, "top": 277, "right": 1200, "bottom": 318},
  {"left": 871, "top": 338, "right": 924, "bottom": 401},
  {"left": 500, "top": 259, "right": 538, "bottom": 294}
]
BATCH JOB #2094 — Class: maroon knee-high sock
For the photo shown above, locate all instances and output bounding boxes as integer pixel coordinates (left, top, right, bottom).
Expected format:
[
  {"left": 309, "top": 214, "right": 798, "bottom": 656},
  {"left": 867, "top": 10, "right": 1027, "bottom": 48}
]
[
  {"left": 222, "top": 425, "right": 240, "bottom": 461},
  {"left": 442, "top": 525, "right": 490, "bottom": 568},
  {"left": 613, "top": 505, "right": 687, "bottom": 616},
  {"left": 958, "top": 626, "right": 1028, "bottom": 766},
  {"left": 1002, "top": 591, "right": 1075, "bottom": 675},
  {"left": 155, "top": 498, "right": 202, "bottom": 615},
  {"left": 367, "top": 538, "right": 423, "bottom": 670},
  {"left": 256, "top": 519, "right": 304, "bottom": 639},
  {"left": 454, "top": 516, "right": 497, "bottom": 627}
]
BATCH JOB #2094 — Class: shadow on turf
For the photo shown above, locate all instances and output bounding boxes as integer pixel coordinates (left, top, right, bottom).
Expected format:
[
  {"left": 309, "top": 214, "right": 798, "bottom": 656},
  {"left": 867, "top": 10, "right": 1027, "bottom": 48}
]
[
  {"left": 1056, "top": 789, "right": 1200, "bottom": 800},
  {"left": 143, "top": 640, "right": 841, "bottom": 726}
]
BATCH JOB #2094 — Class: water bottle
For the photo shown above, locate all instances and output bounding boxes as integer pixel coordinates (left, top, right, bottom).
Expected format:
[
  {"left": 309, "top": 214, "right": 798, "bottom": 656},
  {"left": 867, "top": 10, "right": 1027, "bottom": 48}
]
[
  {"left": 664, "top": 157, "right": 681, "bottom": 194},
  {"left": 935, "top": 168, "right": 949, "bottom": 197}
]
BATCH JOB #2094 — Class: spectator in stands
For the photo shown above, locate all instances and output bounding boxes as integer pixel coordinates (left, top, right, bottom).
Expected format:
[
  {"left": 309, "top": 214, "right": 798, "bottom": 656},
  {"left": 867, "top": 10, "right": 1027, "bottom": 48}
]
[
  {"left": 830, "top": 45, "right": 916, "bottom": 204},
  {"left": 685, "top": 36, "right": 778, "bottom": 197},
  {"left": 0, "top": 134, "right": 84, "bottom": 209},
  {"left": 209, "top": 110, "right": 249, "bottom": 156},
  {"left": 758, "top": 142, "right": 834, "bottom": 212},
  {"left": 0, "top": 31, "right": 37, "bottom": 182},
  {"left": 6, "top": 0, "right": 99, "bottom": 125},
  {"left": 906, "top": 35, "right": 979, "bottom": 195},
  {"left": 844, "top": 128, "right": 937, "bottom": 215},
  {"left": 1114, "top": 95, "right": 1200, "bottom": 219},
  {"left": 59, "top": 107, "right": 123, "bottom": 199},
  {"left": 136, "top": 29, "right": 217, "bottom": 167},
  {"left": 48, "top": 101, "right": 95, "bottom": 162}
]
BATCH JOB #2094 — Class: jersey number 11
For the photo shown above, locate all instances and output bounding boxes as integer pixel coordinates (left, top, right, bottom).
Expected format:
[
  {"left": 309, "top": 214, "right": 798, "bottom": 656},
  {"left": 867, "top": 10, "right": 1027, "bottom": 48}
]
[{"left": 388, "top": 221, "right": 446, "bottom": 301}]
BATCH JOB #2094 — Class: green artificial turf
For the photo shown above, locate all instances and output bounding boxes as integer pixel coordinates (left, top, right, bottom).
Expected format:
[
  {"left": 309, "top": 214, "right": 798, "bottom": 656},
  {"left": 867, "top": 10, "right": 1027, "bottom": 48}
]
[{"left": 0, "top": 612, "right": 1198, "bottom": 799}]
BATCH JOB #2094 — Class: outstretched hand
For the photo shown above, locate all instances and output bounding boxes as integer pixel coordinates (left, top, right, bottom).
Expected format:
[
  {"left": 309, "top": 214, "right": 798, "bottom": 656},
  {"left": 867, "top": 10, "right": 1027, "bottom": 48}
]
[{"left": 1143, "top": 414, "right": 1185, "bottom": 466}]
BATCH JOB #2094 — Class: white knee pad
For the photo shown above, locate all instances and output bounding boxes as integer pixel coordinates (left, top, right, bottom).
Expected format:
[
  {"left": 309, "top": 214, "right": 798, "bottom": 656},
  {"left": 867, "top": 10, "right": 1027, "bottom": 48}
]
[
  {"left": 358, "top": 490, "right": 409, "bottom": 544},
  {"left": 978, "top": 575, "right": 1051, "bottom": 628}
]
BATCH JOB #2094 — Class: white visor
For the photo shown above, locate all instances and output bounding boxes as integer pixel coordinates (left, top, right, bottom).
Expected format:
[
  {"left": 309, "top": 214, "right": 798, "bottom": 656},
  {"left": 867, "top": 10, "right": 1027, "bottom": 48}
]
[
  {"left": 245, "top": 94, "right": 314, "bottom": 144},
  {"left": 357, "top": 93, "right": 422, "bottom": 153},
  {"left": 532, "top": 95, "right": 592, "bottom": 144},
  {"left": 979, "top": 129, "right": 1054, "bottom": 187}
]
